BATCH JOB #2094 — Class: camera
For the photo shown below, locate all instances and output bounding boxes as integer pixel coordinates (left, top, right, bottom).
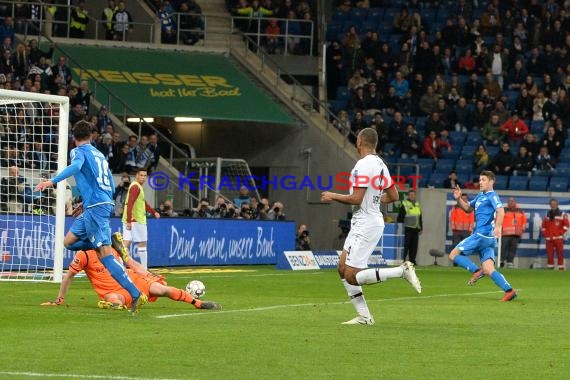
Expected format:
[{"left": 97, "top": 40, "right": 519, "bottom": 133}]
[
  {"left": 301, "top": 230, "right": 310, "bottom": 237},
  {"left": 273, "top": 207, "right": 280, "bottom": 213}
]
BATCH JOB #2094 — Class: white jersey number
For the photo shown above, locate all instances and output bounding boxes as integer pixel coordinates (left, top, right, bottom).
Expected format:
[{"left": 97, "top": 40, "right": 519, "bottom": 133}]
[{"left": 94, "top": 156, "right": 112, "bottom": 191}]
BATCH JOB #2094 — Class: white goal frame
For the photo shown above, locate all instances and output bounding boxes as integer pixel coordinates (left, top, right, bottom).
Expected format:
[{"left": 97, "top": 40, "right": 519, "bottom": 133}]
[{"left": 0, "top": 89, "right": 69, "bottom": 283}]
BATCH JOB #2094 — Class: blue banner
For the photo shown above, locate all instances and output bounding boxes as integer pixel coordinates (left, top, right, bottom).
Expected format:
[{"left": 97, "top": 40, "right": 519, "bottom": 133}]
[
  {"left": 445, "top": 194, "right": 570, "bottom": 258},
  {"left": 0, "top": 216, "right": 295, "bottom": 268}
]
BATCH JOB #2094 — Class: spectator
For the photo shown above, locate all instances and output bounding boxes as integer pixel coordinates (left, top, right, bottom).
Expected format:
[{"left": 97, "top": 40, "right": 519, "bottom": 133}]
[
  {"left": 501, "top": 197, "right": 527, "bottom": 269},
  {"left": 387, "top": 111, "right": 405, "bottom": 145},
  {"left": 512, "top": 146, "right": 534, "bottom": 177},
  {"left": 399, "top": 123, "right": 421, "bottom": 160},
  {"left": 28, "top": 39, "right": 53, "bottom": 66},
  {"left": 515, "top": 88, "right": 534, "bottom": 120},
  {"left": 483, "top": 72, "right": 502, "bottom": 101},
  {"left": 233, "top": 186, "right": 251, "bottom": 207},
  {"left": 0, "top": 16, "right": 14, "bottom": 49},
  {"left": 110, "top": 141, "right": 130, "bottom": 173},
  {"left": 69, "top": 103, "right": 86, "bottom": 126},
  {"left": 425, "top": 111, "right": 449, "bottom": 138},
  {"left": 160, "top": 199, "right": 179, "bottom": 217},
  {"left": 178, "top": 1, "right": 202, "bottom": 45},
  {"left": 490, "top": 142, "right": 515, "bottom": 175},
  {"left": 113, "top": 1, "right": 134, "bottom": 41},
  {"left": 449, "top": 193, "right": 475, "bottom": 246},
  {"left": 113, "top": 173, "right": 130, "bottom": 217},
  {"left": 97, "top": 132, "right": 114, "bottom": 161},
  {"left": 295, "top": 224, "right": 311, "bottom": 251},
  {"left": 74, "top": 80, "right": 91, "bottom": 114},
  {"left": 421, "top": 130, "right": 451, "bottom": 160},
  {"left": 51, "top": 56, "right": 72, "bottom": 86},
  {"left": 333, "top": 110, "right": 351, "bottom": 137},
  {"left": 133, "top": 135, "right": 154, "bottom": 171},
  {"left": 397, "top": 189, "right": 422, "bottom": 265},
  {"left": 472, "top": 144, "right": 489, "bottom": 174},
  {"left": 0, "top": 166, "right": 27, "bottom": 213},
  {"left": 542, "top": 91, "right": 561, "bottom": 122},
  {"left": 541, "top": 198, "right": 569, "bottom": 270},
  {"left": 97, "top": 106, "right": 113, "bottom": 133},
  {"left": 267, "top": 201, "right": 286, "bottom": 220},
  {"left": 499, "top": 113, "right": 529, "bottom": 143},
  {"left": 147, "top": 134, "right": 160, "bottom": 172},
  {"left": 369, "top": 112, "right": 389, "bottom": 154},
  {"left": 540, "top": 125, "right": 563, "bottom": 159},
  {"left": 443, "top": 170, "right": 461, "bottom": 189},
  {"left": 264, "top": 18, "right": 281, "bottom": 54},
  {"left": 124, "top": 134, "right": 138, "bottom": 172},
  {"left": 464, "top": 73, "right": 484, "bottom": 103},
  {"left": 533, "top": 146, "right": 557, "bottom": 175},
  {"left": 158, "top": 2, "right": 176, "bottom": 44},
  {"left": 102, "top": 0, "right": 118, "bottom": 40},
  {"left": 69, "top": 0, "right": 89, "bottom": 38},
  {"left": 458, "top": 48, "right": 476, "bottom": 74},
  {"left": 419, "top": 85, "right": 439, "bottom": 116}
]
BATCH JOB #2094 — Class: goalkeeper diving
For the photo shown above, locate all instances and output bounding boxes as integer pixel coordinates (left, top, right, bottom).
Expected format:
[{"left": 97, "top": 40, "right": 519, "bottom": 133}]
[{"left": 42, "top": 232, "right": 221, "bottom": 311}]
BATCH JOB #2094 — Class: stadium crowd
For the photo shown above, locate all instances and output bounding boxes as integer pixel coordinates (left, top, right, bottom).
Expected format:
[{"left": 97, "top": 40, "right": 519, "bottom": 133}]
[{"left": 327, "top": 0, "right": 570, "bottom": 190}]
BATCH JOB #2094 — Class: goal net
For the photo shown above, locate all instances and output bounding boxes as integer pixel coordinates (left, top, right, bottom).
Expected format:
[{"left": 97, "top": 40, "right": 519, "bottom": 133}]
[{"left": 0, "top": 89, "right": 69, "bottom": 282}]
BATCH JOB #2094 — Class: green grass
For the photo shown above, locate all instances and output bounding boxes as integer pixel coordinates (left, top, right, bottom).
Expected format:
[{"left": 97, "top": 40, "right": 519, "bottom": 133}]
[{"left": 1, "top": 266, "right": 570, "bottom": 380}]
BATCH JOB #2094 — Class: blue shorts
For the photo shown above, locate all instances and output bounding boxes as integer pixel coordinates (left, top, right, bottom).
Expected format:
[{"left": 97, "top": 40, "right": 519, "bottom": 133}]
[
  {"left": 69, "top": 204, "right": 113, "bottom": 248},
  {"left": 456, "top": 233, "right": 496, "bottom": 263}
]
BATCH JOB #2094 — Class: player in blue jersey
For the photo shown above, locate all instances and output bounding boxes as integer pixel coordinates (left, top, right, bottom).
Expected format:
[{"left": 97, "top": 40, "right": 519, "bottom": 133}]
[
  {"left": 35, "top": 120, "right": 148, "bottom": 314},
  {"left": 447, "top": 170, "right": 517, "bottom": 301}
]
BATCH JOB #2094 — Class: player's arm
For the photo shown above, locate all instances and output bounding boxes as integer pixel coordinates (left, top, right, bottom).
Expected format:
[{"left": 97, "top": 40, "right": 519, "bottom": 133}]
[
  {"left": 145, "top": 201, "right": 160, "bottom": 218},
  {"left": 494, "top": 207, "right": 505, "bottom": 237},
  {"left": 321, "top": 187, "right": 366, "bottom": 205},
  {"left": 125, "top": 185, "right": 140, "bottom": 222},
  {"left": 41, "top": 270, "right": 77, "bottom": 306},
  {"left": 453, "top": 185, "right": 473, "bottom": 213},
  {"left": 36, "top": 152, "right": 84, "bottom": 191},
  {"left": 381, "top": 184, "right": 399, "bottom": 204}
]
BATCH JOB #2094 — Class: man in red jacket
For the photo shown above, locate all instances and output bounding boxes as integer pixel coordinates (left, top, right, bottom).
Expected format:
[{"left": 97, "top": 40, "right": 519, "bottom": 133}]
[
  {"left": 541, "top": 198, "right": 569, "bottom": 270},
  {"left": 499, "top": 113, "right": 529, "bottom": 143}
]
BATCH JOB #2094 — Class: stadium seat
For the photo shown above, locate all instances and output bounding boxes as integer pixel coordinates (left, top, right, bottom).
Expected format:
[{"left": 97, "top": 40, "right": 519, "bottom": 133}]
[
  {"left": 554, "top": 162, "right": 570, "bottom": 176},
  {"left": 531, "top": 120, "right": 545, "bottom": 135},
  {"left": 549, "top": 176, "right": 569, "bottom": 192},
  {"left": 435, "top": 159, "right": 455, "bottom": 173},
  {"left": 367, "top": 8, "right": 383, "bottom": 22},
  {"left": 361, "top": 20, "right": 377, "bottom": 32},
  {"left": 494, "top": 175, "right": 509, "bottom": 190},
  {"left": 508, "top": 176, "right": 528, "bottom": 191},
  {"left": 449, "top": 131, "right": 467, "bottom": 146},
  {"left": 486, "top": 146, "right": 500, "bottom": 157},
  {"left": 529, "top": 177, "right": 548, "bottom": 191},
  {"left": 428, "top": 173, "right": 448, "bottom": 188},
  {"left": 558, "top": 149, "right": 570, "bottom": 162},
  {"left": 440, "top": 149, "right": 461, "bottom": 160},
  {"left": 466, "top": 132, "right": 482, "bottom": 145},
  {"left": 383, "top": 8, "right": 399, "bottom": 22},
  {"left": 326, "top": 23, "right": 341, "bottom": 40},
  {"left": 335, "top": 86, "right": 349, "bottom": 102},
  {"left": 417, "top": 158, "right": 435, "bottom": 173},
  {"left": 350, "top": 8, "right": 367, "bottom": 22},
  {"left": 333, "top": 10, "right": 349, "bottom": 23},
  {"left": 455, "top": 159, "right": 472, "bottom": 173}
]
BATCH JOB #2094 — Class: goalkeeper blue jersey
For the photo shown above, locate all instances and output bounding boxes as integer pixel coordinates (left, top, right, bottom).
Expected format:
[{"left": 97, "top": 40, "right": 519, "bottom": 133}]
[
  {"left": 52, "top": 143, "right": 115, "bottom": 208},
  {"left": 469, "top": 190, "right": 503, "bottom": 237}
]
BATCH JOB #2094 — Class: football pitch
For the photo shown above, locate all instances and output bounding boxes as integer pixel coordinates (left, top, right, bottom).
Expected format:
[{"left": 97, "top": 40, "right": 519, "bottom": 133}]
[{"left": 1, "top": 266, "right": 569, "bottom": 380}]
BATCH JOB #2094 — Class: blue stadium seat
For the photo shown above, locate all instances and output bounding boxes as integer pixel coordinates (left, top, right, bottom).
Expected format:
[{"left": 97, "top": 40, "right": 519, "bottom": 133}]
[
  {"left": 428, "top": 173, "right": 448, "bottom": 188},
  {"left": 508, "top": 176, "right": 528, "bottom": 191},
  {"left": 435, "top": 159, "right": 455, "bottom": 173},
  {"left": 383, "top": 8, "right": 399, "bottom": 22},
  {"left": 367, "top": 8, "right": 383, "bottom": 22},
  {"left": 486, "top": 146, "right": 500, "bottom": 157},
  {"left": 549, "top": 176, "right": 569, "bottom": 192},
  {"left": 494, "top": 175, "right": 509, "bottom": 190},
  {"left": 555, "top": 162, "right": 570, "bottom": 176},
  {"left": 559, "top": 149, "right": 570, "bottom": 162},
  {"left": 455, "top": 159, "right": 472, "bottom": 173},
  {"left": 466, "top": 132, "right": 482, "bottom": 145},
  {"left": 333, "top": 10, "right": 349, "bottom": 23},
  {"left": 361, "top": 20, "right": 377, "bottom": 32},
  {"left": 326, "top": 23, "right": 342, "bottom": 40},
  {"left": 441, "top": 149, "right": 461, "bottom": 160},
  {"left": 437, "top": 8, "right": 451, "bottom": 22},
  {"left": 336, "top": 86, "right": 349, "bottom": 101},
  {"left": 449, "top": 131, "right": 467, "bottom": 146},
  {"left": 417, "top": 158, "right": 435, "bottom": 174},
  {"left": 531, "top": 120, "right": 545, "bottom": 135},
  {"left": 529, "top": 177, "right": 548, "bottom": 191},
  {"left": 350, "top": 8, "right": 367, "bottom": 22}
]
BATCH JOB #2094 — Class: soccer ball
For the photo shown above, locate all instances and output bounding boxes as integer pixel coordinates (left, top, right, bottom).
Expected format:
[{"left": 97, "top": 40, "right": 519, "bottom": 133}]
[{"left": 186, "top": 280, "right": 206, "bottom": 299}]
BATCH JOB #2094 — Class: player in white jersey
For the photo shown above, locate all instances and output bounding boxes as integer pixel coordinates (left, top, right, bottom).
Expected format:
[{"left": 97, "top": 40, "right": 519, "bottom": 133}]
[{"left": 321, "top": 128, "right": 422, "bottom": 326}]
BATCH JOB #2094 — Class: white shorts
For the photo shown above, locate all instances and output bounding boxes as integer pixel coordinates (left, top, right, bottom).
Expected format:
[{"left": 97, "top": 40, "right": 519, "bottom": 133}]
[
  {"left": 122, "top": 222, "right": 148, "bottom": 243},
  {"left": 343, "top": 221, "right": 384, "bottom": 269}
]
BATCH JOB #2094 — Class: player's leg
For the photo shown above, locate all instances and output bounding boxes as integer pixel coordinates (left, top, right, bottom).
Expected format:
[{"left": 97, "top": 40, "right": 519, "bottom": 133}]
[
  {"left": 87, "top": 205, "right": 147, "bottom": 312},
  {"left": 480, "top": 247, "right": 517, "bottom": 301},
  {"left": 148, "top": 282, "right": 221, "bottom": 310},
  {"left": 449, "top": 235, "right": 480, "bottom": 271},
  {"left": 98, "top": 293, "right": 127, "bottom": 310},
  {"left": 64, "top": 218, "right": 96, "bottom": 251}
]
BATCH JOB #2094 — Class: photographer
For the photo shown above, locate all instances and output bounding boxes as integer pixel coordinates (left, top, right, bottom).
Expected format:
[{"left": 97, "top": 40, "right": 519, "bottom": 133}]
[
  {"left": 159, "top": 199, "right": 178, "bottom": 217},
  {"left": 238, "top": 202, "right": 253, "bottom": 220},
  {"left": 0, "top": 166, "right": 26, "bottom": 213},
  {"left": 113, "top": 174, "right": 130, "bottom": 217},
  {"left": 296, "top": 224, "right": 311, "bottom": 251},
  {"left": 192, "top": 198, "right": 212, "bottom": 218},
  {"left": 267, "top": 201, "right": 286, "bottom": 221}
]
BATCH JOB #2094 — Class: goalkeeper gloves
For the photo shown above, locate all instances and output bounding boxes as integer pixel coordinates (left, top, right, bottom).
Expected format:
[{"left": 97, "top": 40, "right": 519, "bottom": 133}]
[{"left": 41, "top": 296, "right": 64, "bottom": 306}]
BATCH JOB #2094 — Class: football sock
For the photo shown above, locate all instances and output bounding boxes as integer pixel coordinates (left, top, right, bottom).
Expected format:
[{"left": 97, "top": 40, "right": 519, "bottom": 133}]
[
  {"left": 355, "top": 267, "right": 404, "bottom": 285},
  {"left": 100, "top": 255, "right": 141, "bottom": 299},
  {"left": 341, "top": 278, "right": 371, "bottom": 318},
  {"left": 453, "top": 255, "right": 479, "bottom": 273},
  {"left": 169, "top": 287, "right": 201, "bottom": 308},
  {"left": 490, "top": 271, "right": 512, "bottom": 292},
  {"left": 138, "top": 247, "right": 148, "bottom": 269}
]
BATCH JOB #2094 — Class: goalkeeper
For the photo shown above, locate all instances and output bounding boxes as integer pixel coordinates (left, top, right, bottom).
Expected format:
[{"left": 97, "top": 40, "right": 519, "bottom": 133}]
[{"left": 41, "top": 241, "right": 221, "bottom": 311}]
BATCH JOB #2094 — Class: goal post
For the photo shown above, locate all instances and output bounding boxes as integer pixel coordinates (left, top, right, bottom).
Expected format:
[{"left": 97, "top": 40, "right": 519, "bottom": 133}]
[{"left": 0, "top": 89, "right": 69, "bottom": 283}]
